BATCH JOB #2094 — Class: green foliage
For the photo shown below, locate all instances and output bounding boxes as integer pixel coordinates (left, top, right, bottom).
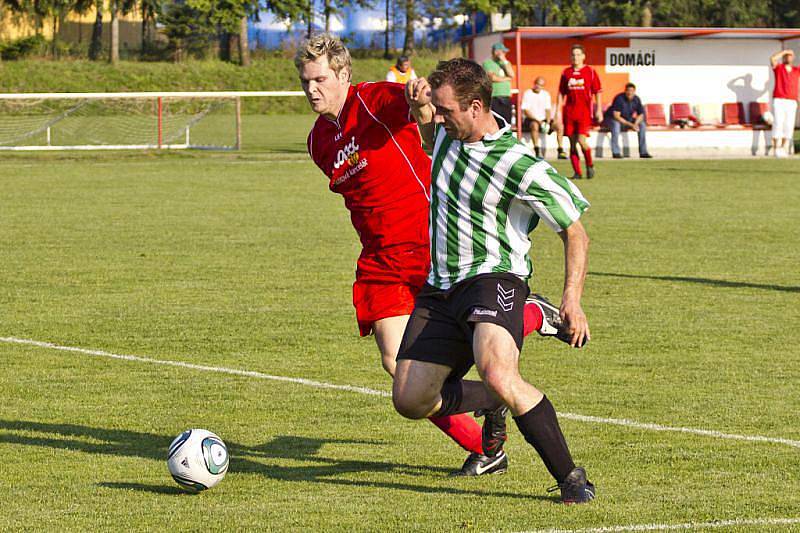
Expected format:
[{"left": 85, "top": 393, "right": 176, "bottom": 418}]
[{"left": 0, "top": 34, "right": 48, "bottom": 59}]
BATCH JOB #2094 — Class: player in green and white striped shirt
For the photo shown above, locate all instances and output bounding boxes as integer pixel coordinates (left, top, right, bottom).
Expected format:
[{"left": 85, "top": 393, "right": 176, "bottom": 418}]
[{"left": 392, "top": 59, "right": 595, "bottom": 503}]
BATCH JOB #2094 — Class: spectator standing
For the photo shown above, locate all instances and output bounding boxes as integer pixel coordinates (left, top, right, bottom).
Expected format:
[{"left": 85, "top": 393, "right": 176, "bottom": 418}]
[
  {"left": 606, "top": 83, "right": 652, "bottom": 159},
  {"left": 769, "top": 49, "right": 799, "bottom": 158},
  {"left": 483, "top": 42, "right": 515, "bottom": 125},
  {"left": 386, "top": 56, "right": 418, "bottom": 84}
]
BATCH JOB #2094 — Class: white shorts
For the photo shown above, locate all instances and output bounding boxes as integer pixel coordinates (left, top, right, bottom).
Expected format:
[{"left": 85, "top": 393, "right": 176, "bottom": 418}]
[{"left": 772, "top": 98, "right": 798, "bottom": 140}]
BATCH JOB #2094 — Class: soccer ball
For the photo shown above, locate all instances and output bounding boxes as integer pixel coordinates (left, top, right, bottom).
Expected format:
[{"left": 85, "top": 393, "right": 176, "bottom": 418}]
[{"left": 167, "top": 429, "right": 229, "bottom": 492}]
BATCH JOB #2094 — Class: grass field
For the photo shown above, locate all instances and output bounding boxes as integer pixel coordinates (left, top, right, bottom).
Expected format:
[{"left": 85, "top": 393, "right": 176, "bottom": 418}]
[{"left": 1, "top": 114, "right": 799, "bottom": 532}]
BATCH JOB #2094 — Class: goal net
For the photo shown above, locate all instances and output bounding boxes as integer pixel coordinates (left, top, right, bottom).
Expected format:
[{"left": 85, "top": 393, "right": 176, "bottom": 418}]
[{"left": 0, "top": 91, "right": 303, "bottom": 151}]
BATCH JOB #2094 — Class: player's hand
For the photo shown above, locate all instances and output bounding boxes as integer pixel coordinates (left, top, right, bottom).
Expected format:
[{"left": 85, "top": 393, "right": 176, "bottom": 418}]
[
  {"left": 405, "top": 78, "right": 432, "bottom": 109},
  {"left": 595, "top": 110, "right": 603, "bottom": 124},
  {"left": 560, "top": 296, "right": 590, "bottom": 348}
]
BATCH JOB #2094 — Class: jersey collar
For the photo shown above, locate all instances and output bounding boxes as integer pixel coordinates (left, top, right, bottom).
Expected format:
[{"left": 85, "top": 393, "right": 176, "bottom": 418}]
[{"left": 463, "top": 112, "right": 511, "bottom": 149}]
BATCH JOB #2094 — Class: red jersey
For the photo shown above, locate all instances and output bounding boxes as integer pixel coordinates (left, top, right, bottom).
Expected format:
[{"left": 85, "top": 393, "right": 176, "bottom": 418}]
[
  {"left": 307, "top": 82, "right": 431, "bottom": 283},
  {"left": 559, "top": 65, "right": 602, "bottom": 118},
  {"left": 773, "top": 64, "right": 800, "bottom": 100}
]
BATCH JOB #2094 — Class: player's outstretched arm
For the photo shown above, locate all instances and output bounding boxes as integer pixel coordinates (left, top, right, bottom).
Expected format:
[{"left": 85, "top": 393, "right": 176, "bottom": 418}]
[
  {"left": 770, "top": 49, "right": 789, "bottom": 67},
  {"left": 558, "top": 220, "right": 591, "bottom": 348},
  {"left": 406, "top": 78, "right": 436, "bottom": 148}
]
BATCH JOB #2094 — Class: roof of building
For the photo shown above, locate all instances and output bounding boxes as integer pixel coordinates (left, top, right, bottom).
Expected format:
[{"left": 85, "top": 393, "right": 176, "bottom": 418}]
[{"left": 487, "top": 26, "right": 800, "bottom": 41}]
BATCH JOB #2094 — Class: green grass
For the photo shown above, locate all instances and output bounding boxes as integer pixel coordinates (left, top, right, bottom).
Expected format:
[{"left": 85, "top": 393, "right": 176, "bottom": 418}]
[
  {"left": 0, "top": 57, "right": 446, "bottom": 114},
  {"left": 1, "top": 117, "right": 800, "bottom": 531}
]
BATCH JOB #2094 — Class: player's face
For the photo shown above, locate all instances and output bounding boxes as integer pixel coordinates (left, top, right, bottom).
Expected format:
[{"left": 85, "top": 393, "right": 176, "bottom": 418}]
[
  {"left": 432, "top": 84, "right": 477, "bottom": 141},
  {"left": 625, "top": 86, "right": 636, "bottom": 100},
  {"left": 786, "top": 51, "right": 795, "bottom": 65},
  {"left": 399, "top": 60, "right": 411, "bottom": 73},
  {"left": 533, "top": 79, "right": 544, "bottom": 92},
  {"left": 298, "top": 56, "right": 350, "bottom": 119},
  {"left": 571, "top": 48, "right": 585, "bottom": 67}
]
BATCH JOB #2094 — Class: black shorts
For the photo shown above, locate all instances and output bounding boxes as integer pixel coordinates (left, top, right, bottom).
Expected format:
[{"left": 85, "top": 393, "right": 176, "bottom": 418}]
[{"left": 396, "top": 273, "right": 529, "bottom": 380}]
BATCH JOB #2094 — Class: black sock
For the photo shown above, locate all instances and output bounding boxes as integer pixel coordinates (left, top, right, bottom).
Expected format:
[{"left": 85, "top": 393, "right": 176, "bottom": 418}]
[
  {"left": 513, "top": 395, "right": 576, "bottom": 483},
  {"left": 433, "top": 380, "right": 464, "bottom": 417}
]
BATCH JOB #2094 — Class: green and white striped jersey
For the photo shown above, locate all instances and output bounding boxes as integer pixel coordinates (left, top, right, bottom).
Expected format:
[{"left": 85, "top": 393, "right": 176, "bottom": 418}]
[{"left": 427, "top": 118, "right": 589, "bottom": 290}]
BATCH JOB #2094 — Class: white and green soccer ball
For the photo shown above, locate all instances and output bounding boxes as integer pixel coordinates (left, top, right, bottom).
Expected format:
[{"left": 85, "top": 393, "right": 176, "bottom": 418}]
[{"left": 167, "top": 429, "right": 229, "bottom": 492}]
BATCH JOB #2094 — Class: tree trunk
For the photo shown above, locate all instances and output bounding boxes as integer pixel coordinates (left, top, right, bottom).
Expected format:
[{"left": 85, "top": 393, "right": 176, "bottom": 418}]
[
  {"left": 402, "top": 0, "right": 414, "bottom": 56},
  {"left": 219, "top": 31, "right": 231, "bottom": 61},
  {"left": 89, "top": 0, "right": 103, "bottom": 60},
  {"left": 307, "top": 0, "right": 314, "bottom": 38},
  {"left": 641, "top": 2, "right": 653, "bottom": 27},
  {"left": 51, "top": 15, "right": 58, "bottom": 58},
  {"left": 109, "top": 0, "right": 119, "bottom": 64},
  {"left": 239, "top": 16, "right": 251, "bottom": 66},
  {"left": 383, "top": 0, "right": 391, "bottom": 59},
  {"left": 228, "top": 33, "right": 237, "bottom": 62}
]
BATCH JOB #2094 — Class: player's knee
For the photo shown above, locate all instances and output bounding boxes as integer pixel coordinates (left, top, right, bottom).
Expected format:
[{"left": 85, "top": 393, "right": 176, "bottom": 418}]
[
  {"left": 391, "top": 388, "right": 431, "bottom": 420},
  {"left": 479, "top": 366, "right": 517, "bottom": 403}
]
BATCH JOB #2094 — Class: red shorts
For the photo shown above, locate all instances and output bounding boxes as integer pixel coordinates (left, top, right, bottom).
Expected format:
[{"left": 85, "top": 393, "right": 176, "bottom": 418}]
[
  {"left": 353, "top": 280, "right": 421, "bottom": 336},
  {"left": 562, "top": 113, "right": 592, "bottom": 137}
]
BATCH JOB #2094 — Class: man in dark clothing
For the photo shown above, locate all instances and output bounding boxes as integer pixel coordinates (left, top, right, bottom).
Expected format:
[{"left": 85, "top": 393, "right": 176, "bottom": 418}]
[{"left": 606, "top": 83, "right": 652, "bottom": 159}]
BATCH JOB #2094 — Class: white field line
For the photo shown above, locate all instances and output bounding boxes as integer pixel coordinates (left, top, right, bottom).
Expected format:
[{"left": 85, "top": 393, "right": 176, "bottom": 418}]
[
  {"left": 2, "top": 336, "right": 800, "bottom": 450},
  {"left": 521, "top": 516, "right": 800, "bottom": 533}
]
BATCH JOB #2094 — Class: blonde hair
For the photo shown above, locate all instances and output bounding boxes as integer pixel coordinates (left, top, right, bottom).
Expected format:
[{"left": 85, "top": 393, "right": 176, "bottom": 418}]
[{"left": 294, "top": 33, "right": 352, "bottom": 80}]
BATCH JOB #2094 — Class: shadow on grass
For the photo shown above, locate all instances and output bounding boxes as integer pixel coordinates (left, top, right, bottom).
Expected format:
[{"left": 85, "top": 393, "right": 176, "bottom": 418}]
[
  {"left": 97, "top": 482, "right": 188, "bottom": 495},
  {"left": 0, "top": 420, "right": 554, "bottom": 502},
  {"left": 589, "top": 271, "right": 800, "bottom": 293}
]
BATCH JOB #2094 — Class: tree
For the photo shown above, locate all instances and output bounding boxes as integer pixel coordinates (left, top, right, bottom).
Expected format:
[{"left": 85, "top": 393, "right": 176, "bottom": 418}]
[
  {"left": 88, "top": 0, "right": 103, "bottom": 60},
  {"left": 400, "top": 0, "right": 413, "bottom": 55}
]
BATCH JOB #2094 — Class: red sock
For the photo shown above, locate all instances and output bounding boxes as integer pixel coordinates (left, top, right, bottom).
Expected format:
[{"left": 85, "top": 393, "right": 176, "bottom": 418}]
[
  {"left": 428, "top": 414, "right": 483, "bottom": 455},
  {"left": 570, "top": 150, "right": 581, "bottom": 175},
  {"left": 583, "top": 146, "right": 593, "bottom": 168},
  {"left": 522, "top": 301, "right": 544, "bottom": 337}
]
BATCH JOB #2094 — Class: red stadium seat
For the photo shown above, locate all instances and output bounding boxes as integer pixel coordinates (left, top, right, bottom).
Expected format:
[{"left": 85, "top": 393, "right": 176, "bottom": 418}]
[
  {"left": 723, "top": 102, "right": 745, "bottom": 125},
  {"left": 748, "top": 102, "right": 769, "bottom": 124},
  {"left": 645, "top": 103, "right": 667, "bottom": 126},
  {"left": 669, "top": 102, "right": 692, "bottom": 124}
]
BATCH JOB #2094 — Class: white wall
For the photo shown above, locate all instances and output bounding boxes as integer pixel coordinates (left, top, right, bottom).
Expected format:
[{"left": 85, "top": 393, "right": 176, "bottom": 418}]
[{"left": 619, "top": 39, "right": 780, "bottom": 119}]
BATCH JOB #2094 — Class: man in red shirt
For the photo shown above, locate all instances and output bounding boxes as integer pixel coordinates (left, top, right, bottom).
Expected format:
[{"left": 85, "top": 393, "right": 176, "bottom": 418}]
[
  {"left": 295, "top": 33, "right": 573, "bottom": 476},
  {"left": 556, "top": 44, "right": 603, "bottom": 179},
  {"left": 769, "top": 49, "right": 799, "bottom": 158}
]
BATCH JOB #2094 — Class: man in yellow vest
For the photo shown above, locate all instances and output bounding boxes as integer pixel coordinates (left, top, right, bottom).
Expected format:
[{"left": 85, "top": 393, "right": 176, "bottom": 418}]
[{"left": 386, "top": 56, "right": 418, "bottom": 84}]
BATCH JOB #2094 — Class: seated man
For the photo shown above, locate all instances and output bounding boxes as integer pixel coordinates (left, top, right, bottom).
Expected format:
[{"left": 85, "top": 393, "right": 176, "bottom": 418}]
[
  {"left": 607, "top": 83, "right": 652, "bottom": 159},
  {"left": 520, "top": 76, "right": 565, "bottom": 159}
]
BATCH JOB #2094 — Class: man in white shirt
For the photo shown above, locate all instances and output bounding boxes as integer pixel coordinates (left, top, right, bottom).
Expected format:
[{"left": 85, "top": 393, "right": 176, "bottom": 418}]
[{"left": 521, "top": 76, "right": 565, "bottom": 159}]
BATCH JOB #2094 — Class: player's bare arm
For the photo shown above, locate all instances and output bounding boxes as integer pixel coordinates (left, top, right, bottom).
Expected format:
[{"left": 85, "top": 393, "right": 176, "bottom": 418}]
[
  {"left": 594, "top": 92, "right": 603, "bottom": 123},
  {"left": 558, "top": 220, "right": 590, "bottom": 348},
  {"left": 770, "top": 49, "right": 791, "bottom": 67},
  {"left": 555, "top": 93, "right": 564, "bottom": 123},
  {"left": 405, "top": 77, "right": 436, "bottom": 147}
]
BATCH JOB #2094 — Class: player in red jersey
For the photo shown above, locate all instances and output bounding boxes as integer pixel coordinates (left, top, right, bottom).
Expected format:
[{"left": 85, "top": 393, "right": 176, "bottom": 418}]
[
  {"left": 295, "top": 34, "right": 568, "bottom": 476},
  {"left": 556, "top": 44, "right": 603, "bottom": 180}
]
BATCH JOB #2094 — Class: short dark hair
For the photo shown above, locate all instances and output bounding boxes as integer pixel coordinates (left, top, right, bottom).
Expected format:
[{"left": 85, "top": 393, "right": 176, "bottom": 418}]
[
  {"left": 428, "top": 58, "right": 492, "bottom": 111},
  {"left": 625, "top": 82, "right": 636, "bottom": 90},
  {"left": 396, "top": 55, "right": 410, "bottom": 66},
  {"left": 571, "top": 43, "right": 585, "bottom": 53}
]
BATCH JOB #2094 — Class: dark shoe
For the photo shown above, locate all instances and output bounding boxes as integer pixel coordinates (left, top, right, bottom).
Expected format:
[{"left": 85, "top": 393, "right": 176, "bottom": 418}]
[
  {"left": 476, "top": 405, "right": 508, "bottom": 457},
  {"left": 612, "top": 153, "right": 623, "bottom": 159},
  {"left": 640, "top": 153, "right": 653, "bottom": 158},
  {"left": 548, "top": 466, "right": 596, "bottom": 504},
  {"left": 449, "top": 451, "right": 508, "bottom": 477},
  {"left": 534, "top": 147, "right": 542, "bottom": 158},
  {"left": 525, "top": 293, "right": 587, "bottom": 347},
  {"left": 557, "top": 150, "right": 568, "bottom": 160},
  {"left": 571, "top": 173, "right": 582, "bottom": 180},
  {"left": 586, "top": 166, "right": 595, "bottom": 179}
]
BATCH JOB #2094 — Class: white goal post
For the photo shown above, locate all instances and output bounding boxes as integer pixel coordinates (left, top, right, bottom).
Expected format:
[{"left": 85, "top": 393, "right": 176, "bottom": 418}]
[{"left": 0, "top": 91, "right": 305, "bottom": 151}]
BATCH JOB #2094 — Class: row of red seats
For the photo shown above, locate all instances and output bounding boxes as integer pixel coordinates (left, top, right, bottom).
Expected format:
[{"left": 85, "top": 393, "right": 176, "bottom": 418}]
[{"left": 644, "top": 102, "right": 769, "bottom": 127}]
